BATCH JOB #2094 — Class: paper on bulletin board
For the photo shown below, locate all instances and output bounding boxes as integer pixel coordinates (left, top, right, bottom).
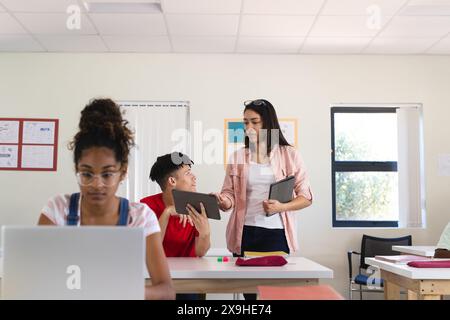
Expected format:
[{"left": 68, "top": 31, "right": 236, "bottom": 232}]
[
  {"left": 0, "top": 121, "right": 20, "bottom": 144},
  {"left": 21, "top": 145, "right": 54, "bottom": 169},
  {"left": 0, "top": 145, "right": 18, "bottom": 168},
  {"left": 22, "top": 121, "right": 55, "bottom": 144}
]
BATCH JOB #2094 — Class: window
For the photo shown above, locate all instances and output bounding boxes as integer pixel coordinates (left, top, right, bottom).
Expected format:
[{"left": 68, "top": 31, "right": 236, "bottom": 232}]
[{"left": 331, "top": 106, "right": 425, "bottom": 228}]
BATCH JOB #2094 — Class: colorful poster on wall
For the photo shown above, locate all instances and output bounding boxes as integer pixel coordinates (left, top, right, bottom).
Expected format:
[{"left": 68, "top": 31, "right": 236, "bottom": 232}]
[
  {"left": 223, "top": 118, "right": 298, "bottom": 167},
  {"left": 0, "top": 118, "right": 58, "bottom": 171}
]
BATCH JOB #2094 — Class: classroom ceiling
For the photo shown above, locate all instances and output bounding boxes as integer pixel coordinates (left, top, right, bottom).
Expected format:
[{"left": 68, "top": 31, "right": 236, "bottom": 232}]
[{"left": 0, "top": 0, "right": 450, "bottom": 54}]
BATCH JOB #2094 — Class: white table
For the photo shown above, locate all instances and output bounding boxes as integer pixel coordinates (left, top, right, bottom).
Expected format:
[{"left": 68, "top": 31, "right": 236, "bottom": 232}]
[
  {"left": 163, "top": 257, "right": 333, "bottom": 293},
  {"left": 366, "top": 257, "right": 450, "bottom": 300},
  {"left": 1, "top": 256, "right": 333, "bottom": 295},
  {"left": 392, "top": 245, "right": 437, "bottom": 257}
]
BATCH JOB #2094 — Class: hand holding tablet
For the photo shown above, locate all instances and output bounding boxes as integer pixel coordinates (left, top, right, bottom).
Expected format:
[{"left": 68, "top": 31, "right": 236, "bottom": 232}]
[
  {"left": 172, "top": 189, "right": 221, "bottom": 220},
  {"left": 265, "top": 176, "right": 295, "bottom": 217}
]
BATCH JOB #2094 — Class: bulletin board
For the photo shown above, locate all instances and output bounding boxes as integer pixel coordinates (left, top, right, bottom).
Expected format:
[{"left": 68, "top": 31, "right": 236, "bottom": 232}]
[
  {"left": 223, "top": 118, "right": 298, "bottom": 167},
  {"left": 0, "top": 118, "right": 59, "bottom": 171}
]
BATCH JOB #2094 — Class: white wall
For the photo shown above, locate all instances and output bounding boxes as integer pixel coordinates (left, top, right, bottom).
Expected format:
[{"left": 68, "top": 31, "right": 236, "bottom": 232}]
[{"left": 1, "top": 53, "right": 449, "bottom": 298}]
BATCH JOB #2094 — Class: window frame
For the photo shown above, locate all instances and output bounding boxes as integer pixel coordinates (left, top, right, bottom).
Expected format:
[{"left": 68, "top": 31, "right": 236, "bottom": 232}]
[{"left": 331, "top": 106, "right": 399, "bottom": 228}]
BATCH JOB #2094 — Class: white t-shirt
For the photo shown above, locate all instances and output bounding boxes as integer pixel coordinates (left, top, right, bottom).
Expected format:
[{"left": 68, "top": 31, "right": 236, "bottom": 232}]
[
  {"left": 41, "top": 194, "right": 160, "bottom": 238},
  {"left": 244, "top": 162, "right": 284, "bottom": 229}
]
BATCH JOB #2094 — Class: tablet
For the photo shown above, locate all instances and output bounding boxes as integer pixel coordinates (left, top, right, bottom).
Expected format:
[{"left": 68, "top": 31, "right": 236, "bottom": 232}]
[
  {"left": 172, "top": 189, "right": 221, "bottom": 220},
  {"left": 267, "top": 176, "right": 295, "bottom": 216}
]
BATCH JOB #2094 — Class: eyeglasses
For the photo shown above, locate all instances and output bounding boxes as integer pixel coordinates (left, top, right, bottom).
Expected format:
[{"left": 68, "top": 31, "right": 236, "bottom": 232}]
[
  {"left": 244, "top": 99, "right": 266, "bottom": 107},
  {"left": 76, "top": 171, "right": 121, "bottom": 187}
]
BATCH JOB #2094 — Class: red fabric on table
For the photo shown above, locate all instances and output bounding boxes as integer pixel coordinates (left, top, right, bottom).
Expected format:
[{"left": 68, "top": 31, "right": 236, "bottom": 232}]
[
  {"left": 235, "top": 256, "right": 287, "bottom": 267},
  {"left": 407, "top": 260, "right": 450, "bottom": 268}
]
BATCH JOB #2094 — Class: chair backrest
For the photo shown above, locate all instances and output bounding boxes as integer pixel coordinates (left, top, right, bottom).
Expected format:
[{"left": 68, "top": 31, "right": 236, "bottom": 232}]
[{"left": 359, "top": 234, "right": 412, "bottom": 270}]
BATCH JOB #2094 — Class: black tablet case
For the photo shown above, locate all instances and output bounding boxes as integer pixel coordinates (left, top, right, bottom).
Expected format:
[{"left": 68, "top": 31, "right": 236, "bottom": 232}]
[
  {"left": 172, "top": 189, "right": 221, "bottom": 220},
  {"left": 267, "top": 176, "right": 295, "bottom": 216}
]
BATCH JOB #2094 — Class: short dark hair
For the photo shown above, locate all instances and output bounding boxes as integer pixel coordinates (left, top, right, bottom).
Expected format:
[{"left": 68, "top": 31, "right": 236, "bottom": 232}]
[{"left": 149, "top": 152, "right": 193, "bottom": 191}]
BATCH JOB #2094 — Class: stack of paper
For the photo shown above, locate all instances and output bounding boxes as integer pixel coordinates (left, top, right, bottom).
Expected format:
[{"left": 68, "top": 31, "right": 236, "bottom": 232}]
[{"left": 374, "top": 255, "right": 430, "bottom": 264}]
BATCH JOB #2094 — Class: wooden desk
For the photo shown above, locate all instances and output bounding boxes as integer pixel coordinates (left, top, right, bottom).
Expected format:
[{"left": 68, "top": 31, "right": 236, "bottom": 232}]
[{"left": 366, "top": 257, "right": 450, "bottom": 300}]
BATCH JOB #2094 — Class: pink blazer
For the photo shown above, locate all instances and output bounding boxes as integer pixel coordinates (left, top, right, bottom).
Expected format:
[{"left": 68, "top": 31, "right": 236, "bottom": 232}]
[{"left": 220, "top": 145, "right": 313, "bottom": 255}]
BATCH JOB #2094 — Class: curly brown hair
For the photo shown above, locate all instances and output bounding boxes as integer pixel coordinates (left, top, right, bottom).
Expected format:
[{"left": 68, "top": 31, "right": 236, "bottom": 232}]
[{"left": 69, "top": 98, "right": 134, "bottom": 169}]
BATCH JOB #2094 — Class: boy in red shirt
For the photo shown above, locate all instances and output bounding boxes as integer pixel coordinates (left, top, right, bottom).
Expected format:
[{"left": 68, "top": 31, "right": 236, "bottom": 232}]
[{"left": 140, "top": 152, "right": 210, "bottom": 258}]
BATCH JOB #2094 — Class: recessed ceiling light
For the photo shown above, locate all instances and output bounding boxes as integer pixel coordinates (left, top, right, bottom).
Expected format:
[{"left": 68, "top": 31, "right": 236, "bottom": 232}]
[{"left": 84, "top": 1, "right": 162, "bottom": 14}]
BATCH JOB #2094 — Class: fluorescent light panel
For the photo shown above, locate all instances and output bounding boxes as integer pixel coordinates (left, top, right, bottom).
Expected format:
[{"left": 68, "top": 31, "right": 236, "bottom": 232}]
[{"left": 84, "top": 2, "right": 162, "bottom": 13}]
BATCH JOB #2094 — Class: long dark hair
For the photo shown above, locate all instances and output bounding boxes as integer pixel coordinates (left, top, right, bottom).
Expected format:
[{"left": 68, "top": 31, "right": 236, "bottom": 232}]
[{"left": 244, "top": 99, "right": 291, "bottom": 156}]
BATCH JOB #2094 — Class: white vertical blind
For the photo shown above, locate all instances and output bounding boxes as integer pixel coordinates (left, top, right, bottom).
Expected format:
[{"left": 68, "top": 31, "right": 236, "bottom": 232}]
[
  {"left": 397, "top": 105, "right": 426, "bottom": 228},
  {"left": 117, "top": 101, "right": 190, "bottom": 202}
]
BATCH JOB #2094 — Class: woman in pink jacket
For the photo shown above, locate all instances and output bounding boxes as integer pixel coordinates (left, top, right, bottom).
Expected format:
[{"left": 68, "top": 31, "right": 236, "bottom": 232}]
[{"left": 215, "top": 99, "right": 313, "bottom": 260}]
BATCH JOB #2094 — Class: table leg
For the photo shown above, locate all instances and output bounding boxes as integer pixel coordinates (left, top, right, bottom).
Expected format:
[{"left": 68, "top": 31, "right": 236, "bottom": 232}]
[
  {"left": 384, "top": 280, "right": 401, "bottom": 300},
  {"left": 407, "top": 290, "right": 418, "bottom": 300}
]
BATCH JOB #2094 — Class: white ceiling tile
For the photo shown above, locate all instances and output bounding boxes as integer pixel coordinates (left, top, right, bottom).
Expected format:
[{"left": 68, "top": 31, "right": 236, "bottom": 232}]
[
  {"left": 0, "top": 13, "right": 27, "bottom": 34},
  {"left": 240, "top": 15, "right": 315, "bottom": 37},
  {"left": 408, "top": 0, "right": 450, "bottom": 4},
  {"left": 365, "top": 37, "right": 440, "bottom": 53},
  {"left": 301, "top": 37, "right": 372, "bottom": 53},
  {"left": 237, "top": 36, "right": 303, "bottom": 53},
  {"left": 427, "top": 35, "right": 450, "bottom": 54},
  {"left": 162, "top": 0, "right": 242, "bottom": 14},
  {"left": 379, "top": 16, "right": 450, "bottom": 37},
  {"left": 0, "top": 35, "right": 44, "bottom": 51},
  {"left": 36, "top": 35, "right": 107, "bottom": 51},
  {"left": 167, "top": 14, "right": 239, "bottom": 36},
  {"left": 172, "top": 36, "right": 235, "bottom": 52},
  {"left": 15, "top": 13, "right": 96, "bottom": 34},
  {"left": 102, "top": 35, "right": 171, "bottom": 52},
  {"left": 400, "top": 0, "right": 450, "bottom": 16},
  {"left": 323, "top": 0, "right": 407, "bottom": 16},
  {"left": 90, "top": 13, "right": 167, "bottom": 35},
  {"left": 309, "top": 15, "right": 390, "bottom": 37},
  {"left": 0, "top": 0, "right": 84, "bottom": 13},
  {"left": 243, "top": 0, "right": 324, "bottom": 15},
  {"left": 0, "top": 5, "right": 5, "bottom": 12}
]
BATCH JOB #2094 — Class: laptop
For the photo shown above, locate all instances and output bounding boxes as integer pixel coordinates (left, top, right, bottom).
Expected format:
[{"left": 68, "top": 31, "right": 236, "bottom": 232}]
[{"left": 1, "top": 226, "right": 145, "bottom": 300}]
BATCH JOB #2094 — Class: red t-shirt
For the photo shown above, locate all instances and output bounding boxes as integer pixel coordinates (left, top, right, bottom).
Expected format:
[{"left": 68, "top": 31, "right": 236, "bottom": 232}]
[{"left": 140, "top": 193, "right": 199, "bottom": 257}]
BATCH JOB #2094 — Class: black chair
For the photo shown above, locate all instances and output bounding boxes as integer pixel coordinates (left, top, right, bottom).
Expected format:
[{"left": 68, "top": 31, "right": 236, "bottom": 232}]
[{"left": 347, "top": 234, "right": 412, "bottom": 300}]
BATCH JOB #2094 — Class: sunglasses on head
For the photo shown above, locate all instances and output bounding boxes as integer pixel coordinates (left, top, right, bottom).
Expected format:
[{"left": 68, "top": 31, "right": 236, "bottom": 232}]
[{"left": 244, "top": 99, "right": 266, "bottom": 107}]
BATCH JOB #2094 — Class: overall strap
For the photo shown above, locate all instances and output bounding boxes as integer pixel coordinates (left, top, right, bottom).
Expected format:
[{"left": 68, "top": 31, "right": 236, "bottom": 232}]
[
  {"left": 67, "top": 193, "right": 80, "bottom": 226},
  {"left": 68, "top": 193, "right": 129, "bottom": 226},
  {"left": 117, "top": 197, "right": 129, "bottom": 226}
]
